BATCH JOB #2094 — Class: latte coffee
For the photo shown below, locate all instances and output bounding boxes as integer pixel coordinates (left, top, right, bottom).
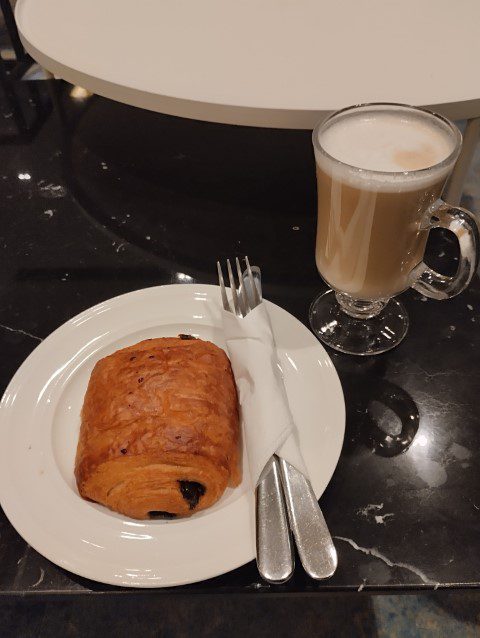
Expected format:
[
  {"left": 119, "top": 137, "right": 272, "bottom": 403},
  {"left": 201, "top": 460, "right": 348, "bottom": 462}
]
[{"left": 314, "top": 107, "right": 457, "bottom": 300}]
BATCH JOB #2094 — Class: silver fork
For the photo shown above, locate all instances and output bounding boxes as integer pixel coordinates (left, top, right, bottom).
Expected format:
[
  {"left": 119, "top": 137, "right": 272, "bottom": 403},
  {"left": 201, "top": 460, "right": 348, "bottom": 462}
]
[{"left": 217, "top": 257, "right": 294, "bottom": 584}]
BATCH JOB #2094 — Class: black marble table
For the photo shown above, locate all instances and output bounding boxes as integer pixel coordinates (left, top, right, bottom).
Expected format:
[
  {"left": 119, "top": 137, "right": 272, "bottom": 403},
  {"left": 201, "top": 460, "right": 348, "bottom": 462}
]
[{"left": 1, "top": 80, "right": 479, "bottom": 601}]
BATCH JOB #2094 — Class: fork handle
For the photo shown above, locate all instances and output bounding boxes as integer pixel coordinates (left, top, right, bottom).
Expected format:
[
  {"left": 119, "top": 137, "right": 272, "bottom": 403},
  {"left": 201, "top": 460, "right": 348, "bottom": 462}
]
[
  {"left": 278, "top": 458, "right": 337, "bottom": 580},
  {"left": 256, "top": 457, "right": 294, "bottom": 584}
]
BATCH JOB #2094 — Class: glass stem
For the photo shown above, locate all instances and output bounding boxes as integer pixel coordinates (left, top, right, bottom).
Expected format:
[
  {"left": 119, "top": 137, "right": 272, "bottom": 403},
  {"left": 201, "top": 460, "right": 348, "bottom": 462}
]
[{"left": 335, "top": 292, "right": 387, "bottom": 319}]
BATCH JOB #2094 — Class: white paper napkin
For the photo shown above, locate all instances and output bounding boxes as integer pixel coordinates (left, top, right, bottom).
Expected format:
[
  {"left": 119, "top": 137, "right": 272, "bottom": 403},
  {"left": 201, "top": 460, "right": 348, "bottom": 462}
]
[{"left": 222, "top": 303, "right": 308, "bottom": 487}]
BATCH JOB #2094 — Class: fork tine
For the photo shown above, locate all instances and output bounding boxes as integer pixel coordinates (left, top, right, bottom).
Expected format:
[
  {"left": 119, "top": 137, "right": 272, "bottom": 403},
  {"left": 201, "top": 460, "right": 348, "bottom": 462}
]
[
  {"left": 245, "top": 256, "right": 261, "bottom": 307},
  {"left": 227, "top": 259, "right": 241, "bottom": 317},
  {"left": 236, "top": 257, "right": 250, "bottom": 314},
  {"left": 217, "top": 261, "right": 231, "bottom": 312}
]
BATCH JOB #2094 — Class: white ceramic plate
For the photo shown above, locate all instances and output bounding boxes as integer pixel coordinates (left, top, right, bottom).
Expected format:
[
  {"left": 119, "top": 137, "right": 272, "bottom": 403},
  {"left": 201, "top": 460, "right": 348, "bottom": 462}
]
[{"left": 0, "top": 284, "right": 345, "bottom": 588}]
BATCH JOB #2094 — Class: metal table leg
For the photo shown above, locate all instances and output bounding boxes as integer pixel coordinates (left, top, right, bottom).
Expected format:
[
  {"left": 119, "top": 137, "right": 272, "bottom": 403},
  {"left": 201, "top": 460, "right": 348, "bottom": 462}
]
[
  {"left": 0, "top": 0, "right": 26, "bottom": 63},
  {"left": 444, "top": 117, "right": 480, "bottom": 207}
]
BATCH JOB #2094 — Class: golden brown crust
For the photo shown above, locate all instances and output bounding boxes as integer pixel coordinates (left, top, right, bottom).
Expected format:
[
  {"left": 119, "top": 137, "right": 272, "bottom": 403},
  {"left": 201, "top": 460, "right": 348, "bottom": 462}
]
[{"left": 75, "top": 337, "right": 240, "bottom": 519}]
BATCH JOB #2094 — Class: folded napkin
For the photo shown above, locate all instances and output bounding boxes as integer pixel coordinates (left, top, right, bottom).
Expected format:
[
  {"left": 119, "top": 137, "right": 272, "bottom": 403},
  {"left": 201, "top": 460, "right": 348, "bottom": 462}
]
[{"left": 222, "top": 303, "right": 308, "bottom": 487}]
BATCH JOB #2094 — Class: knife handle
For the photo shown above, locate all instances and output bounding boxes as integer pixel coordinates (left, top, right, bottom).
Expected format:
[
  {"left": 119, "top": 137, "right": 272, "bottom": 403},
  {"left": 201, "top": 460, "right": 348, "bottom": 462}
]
[
  {"left": 278, "top": 458, "right": 337, "bottom": 580},
  {"left": 256, "top": 456, "right": 294, "bottom": 584}
]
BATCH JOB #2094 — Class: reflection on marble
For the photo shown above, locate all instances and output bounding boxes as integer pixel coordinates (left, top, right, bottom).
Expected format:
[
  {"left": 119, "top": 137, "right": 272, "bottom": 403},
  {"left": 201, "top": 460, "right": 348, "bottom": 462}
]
[
  {"left": 364, "top": 381, "right": 419, "bottom": 457},
  {"left": 338, "top": 357, "right": 420, "bottom": 457}
]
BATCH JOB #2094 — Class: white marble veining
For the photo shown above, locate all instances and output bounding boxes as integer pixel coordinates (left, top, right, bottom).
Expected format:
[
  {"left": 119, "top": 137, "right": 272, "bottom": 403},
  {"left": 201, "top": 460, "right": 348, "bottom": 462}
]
[
  {"left": 357, "top": 503, "right": 395, "bottom": 525},
  {"left": 30, "top": 568, "right": 45, "bottom": 588},
  {"left": 334, "top": 536, "right": 436, "bottom": 586},
  {"left": 0, "top": 323, "right": 42, "bottom": 342},
  {"left": 374, "top": 513, "right": 395, "bottom": 525},
  {"left": 38, "top": 180, "right": 67, "bottom": 198}
]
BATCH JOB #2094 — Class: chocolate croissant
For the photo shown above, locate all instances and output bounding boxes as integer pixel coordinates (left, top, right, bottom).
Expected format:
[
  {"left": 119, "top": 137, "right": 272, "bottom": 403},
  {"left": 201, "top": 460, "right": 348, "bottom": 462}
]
[{"left": 75, "top": 336, "right": 240, "bottom": 519}]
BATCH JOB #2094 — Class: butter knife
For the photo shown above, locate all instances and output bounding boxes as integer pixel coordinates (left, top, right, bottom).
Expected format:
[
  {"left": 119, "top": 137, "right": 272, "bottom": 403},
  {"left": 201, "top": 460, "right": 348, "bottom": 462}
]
[{"left": 279, "top": 459, "right": 337, "bottom": 579}]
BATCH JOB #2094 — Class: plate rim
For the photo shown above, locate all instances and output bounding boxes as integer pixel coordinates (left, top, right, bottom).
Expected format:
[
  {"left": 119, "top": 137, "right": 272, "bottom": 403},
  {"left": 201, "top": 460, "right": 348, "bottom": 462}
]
[{"left": 0, "top": 283, "right": 345, "bottom": 587}]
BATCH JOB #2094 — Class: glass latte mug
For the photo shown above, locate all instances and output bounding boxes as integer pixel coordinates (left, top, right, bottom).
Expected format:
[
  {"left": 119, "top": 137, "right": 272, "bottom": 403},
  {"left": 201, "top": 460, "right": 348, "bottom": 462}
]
[{"left": 310, "top": 103, "right": 479, "bottom": 355}]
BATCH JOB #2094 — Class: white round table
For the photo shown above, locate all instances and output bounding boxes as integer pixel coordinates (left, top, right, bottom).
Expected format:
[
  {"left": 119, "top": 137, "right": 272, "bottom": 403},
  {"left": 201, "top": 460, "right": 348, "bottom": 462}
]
[{"left": 15, "top": 0, "right": 480, "bottom": 202}]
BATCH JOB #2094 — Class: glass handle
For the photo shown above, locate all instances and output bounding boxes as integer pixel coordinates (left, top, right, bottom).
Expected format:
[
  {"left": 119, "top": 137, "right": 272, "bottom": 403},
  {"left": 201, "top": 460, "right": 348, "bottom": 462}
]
[{"left": 411, "top": 200, "right": 479, "bottom": 300}]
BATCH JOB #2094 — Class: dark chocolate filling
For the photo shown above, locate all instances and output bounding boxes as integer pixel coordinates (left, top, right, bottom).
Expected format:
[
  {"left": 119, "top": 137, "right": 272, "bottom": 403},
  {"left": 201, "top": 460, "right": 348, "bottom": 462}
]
[
  {"left": 178, "top": 334, "right": 197, "bottom": 340},
  {"left": 178, "top": 480, "right": 206, "bottom": 510},
  {"left": 148, "top": 511, "right": 177, "bottom": 520}
]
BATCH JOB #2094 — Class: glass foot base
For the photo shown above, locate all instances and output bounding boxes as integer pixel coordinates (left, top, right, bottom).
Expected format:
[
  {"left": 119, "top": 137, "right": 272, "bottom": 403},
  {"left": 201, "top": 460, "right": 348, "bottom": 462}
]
[{"left": 309, "top": 290, "right": 409, "bottom": 356}]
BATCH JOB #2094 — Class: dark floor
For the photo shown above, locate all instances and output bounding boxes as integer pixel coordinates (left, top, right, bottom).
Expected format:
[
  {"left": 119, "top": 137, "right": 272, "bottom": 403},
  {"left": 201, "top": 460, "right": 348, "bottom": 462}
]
[{"left": 2, "top": 591, "right": 480, "bottom": 637}]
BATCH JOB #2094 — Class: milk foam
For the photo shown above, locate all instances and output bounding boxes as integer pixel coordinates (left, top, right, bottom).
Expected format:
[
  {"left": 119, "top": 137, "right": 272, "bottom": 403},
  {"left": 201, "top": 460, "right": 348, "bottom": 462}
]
[{"left": 315, "top": 110, "right": 457, "bottom": 192}]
